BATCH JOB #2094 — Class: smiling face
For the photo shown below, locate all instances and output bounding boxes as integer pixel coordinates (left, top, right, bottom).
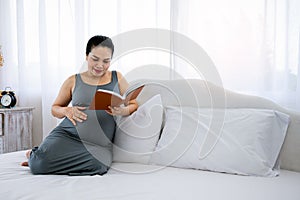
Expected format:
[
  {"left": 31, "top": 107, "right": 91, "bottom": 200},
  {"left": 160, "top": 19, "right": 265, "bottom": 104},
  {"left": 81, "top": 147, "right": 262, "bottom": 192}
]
[{"left": 86, "top": 46, "right": 112, "bottom": 77}]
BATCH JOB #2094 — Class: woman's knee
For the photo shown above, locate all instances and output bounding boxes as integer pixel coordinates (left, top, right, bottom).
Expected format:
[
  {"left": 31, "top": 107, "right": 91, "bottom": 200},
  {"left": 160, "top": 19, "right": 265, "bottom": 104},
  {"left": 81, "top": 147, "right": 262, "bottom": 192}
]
[{"left": 28, "top": 155, "right": 49, "bottom": 175}]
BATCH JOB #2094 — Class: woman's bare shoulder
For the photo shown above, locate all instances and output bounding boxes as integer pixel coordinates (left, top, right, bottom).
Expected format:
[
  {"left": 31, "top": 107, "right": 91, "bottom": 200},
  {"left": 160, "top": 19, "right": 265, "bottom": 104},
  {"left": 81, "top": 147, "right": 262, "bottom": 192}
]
[
  {"left": 116, "top": 71, "right": 128, "bottom": 84},
  {"left": 60, "top": 74, "right": 76, "bottom": 91},
  {"left": 65, "top": 74, "right": 76, "bottom": 84},
  {"left": 116, "top": 71, "right": 123, "bottom": 79},
  {"left": 117, "top": 70, "right": 129, "bottom": 80}
]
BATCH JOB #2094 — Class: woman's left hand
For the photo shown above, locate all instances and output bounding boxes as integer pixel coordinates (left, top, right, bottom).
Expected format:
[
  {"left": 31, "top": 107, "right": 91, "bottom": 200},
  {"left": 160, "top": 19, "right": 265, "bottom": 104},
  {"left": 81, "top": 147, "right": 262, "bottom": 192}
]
[{"left": 106, "top": 106, "right": 129, "bottom": 116}]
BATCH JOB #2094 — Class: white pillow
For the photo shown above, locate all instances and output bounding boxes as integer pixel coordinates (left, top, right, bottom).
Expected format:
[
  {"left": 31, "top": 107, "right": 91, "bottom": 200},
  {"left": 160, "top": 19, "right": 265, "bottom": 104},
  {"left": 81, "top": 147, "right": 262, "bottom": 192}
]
[
  {"left": 113, "top": 94, "right": 163, "bottom": 164},
  {"left": 149, "top": 107, "right": 290, "bottom": 176}
]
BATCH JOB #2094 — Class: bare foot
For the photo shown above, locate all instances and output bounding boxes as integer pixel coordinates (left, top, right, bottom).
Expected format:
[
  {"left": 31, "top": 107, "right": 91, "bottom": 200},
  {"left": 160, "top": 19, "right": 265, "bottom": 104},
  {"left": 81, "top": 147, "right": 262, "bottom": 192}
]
[
  {"left": 21, "top": 161, "right": 28, "bottom": 166},
  {"left": 26, "top": 149, "right": 32, "bottom": 159},
  {"left": 20, "top": 149, "right": 32, "bottom": 167}
]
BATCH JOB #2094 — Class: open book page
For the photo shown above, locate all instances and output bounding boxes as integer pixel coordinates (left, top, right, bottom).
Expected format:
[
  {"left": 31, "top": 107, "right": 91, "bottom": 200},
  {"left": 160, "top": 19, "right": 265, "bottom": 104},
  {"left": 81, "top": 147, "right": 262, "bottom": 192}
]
[{"left": 89, "top": 83, "right": 144, "bottom": 110}]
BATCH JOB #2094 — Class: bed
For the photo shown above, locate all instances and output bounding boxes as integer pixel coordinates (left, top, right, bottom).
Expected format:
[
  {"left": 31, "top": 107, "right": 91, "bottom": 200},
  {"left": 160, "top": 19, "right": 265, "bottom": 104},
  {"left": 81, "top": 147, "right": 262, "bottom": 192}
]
[
  {"left": 1, "top": 150, "right": 300, "bottom": 200},
  {"left": 1, "top": 79, "right": 300, "bottom": 200}
]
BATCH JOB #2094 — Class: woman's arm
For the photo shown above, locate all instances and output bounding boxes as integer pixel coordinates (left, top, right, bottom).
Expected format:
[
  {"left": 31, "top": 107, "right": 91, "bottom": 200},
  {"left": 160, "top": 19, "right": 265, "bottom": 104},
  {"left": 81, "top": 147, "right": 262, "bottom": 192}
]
[
  {"left": 107, "top": 71, "right": 138, "bottom": 116},
  {"left": 51, "top": 75, "right": 87, "bottom": 125}
]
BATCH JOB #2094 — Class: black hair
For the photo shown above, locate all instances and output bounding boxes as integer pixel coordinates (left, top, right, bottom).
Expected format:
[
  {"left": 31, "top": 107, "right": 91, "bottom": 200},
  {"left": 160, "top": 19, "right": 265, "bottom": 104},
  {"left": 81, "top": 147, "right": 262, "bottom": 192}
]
[{"left": 85, "top": 35, "right": 114, "bottom": 57}]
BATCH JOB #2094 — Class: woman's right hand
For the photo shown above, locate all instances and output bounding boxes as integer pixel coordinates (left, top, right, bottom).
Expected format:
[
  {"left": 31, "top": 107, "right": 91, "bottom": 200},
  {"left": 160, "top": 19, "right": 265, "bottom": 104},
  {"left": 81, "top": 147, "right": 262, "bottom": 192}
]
[{"left": 65, "top": 106, "right": 87, "bottom": 126}]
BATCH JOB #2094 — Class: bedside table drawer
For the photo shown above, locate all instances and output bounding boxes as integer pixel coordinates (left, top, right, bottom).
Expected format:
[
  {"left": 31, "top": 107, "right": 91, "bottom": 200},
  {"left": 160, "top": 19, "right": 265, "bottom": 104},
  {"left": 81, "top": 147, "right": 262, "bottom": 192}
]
[{"left": 0, "top": 107, "right": 34, "bottom": 153}]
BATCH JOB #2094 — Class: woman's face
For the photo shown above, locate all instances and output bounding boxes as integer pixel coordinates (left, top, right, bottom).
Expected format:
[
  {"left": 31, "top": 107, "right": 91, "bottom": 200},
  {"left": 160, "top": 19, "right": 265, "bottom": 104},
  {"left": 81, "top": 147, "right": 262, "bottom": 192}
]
[{"left": 86, "top": 46, "right": 112, "bottom": 77}]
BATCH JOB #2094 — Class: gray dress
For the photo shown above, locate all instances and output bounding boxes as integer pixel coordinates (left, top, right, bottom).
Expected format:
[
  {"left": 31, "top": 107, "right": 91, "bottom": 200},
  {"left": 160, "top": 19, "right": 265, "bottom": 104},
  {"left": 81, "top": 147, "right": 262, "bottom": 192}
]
[{"left": 28, "top": 71, "right": 119, "bottom": 175}]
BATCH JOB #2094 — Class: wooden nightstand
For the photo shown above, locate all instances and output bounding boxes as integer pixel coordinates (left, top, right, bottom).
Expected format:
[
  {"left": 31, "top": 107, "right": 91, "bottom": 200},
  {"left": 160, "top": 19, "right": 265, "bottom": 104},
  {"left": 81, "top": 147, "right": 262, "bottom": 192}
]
[{"left": 0, "top": 107, "right": 34, "bottom": 153}]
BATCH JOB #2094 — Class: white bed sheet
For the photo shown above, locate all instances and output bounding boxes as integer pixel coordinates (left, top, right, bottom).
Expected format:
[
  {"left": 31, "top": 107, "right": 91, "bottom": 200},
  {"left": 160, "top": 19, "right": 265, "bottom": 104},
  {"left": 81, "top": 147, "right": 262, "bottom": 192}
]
[{"left": 1, "top": 151, "right": 300, "bottom": 200}]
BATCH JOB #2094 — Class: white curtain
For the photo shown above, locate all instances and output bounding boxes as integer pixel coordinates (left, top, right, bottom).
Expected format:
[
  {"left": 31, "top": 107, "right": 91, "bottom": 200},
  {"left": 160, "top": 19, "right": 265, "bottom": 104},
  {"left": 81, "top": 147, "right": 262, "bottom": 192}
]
[
  {"left": 0, "top": 0, "right": 170, "bottom": 144},
  {"left": 171, "top": 0, "right": 300, "bottom": 111},
  {"left": 0, "top": 0, "right": 299, "bottom": 145}
]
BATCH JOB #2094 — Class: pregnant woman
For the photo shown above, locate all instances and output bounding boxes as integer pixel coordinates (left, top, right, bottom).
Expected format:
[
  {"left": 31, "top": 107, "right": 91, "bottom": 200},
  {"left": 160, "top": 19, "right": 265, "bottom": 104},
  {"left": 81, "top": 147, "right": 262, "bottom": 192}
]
[{"left": 21, "top": 35, "right": 138, "bottom": 175}]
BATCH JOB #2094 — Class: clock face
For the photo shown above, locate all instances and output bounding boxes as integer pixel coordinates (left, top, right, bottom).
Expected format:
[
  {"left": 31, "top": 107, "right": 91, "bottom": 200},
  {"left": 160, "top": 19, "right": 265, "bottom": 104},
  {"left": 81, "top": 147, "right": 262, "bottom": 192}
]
[{"left": 1, "top": 94, "right": 12, "bottom": 107}]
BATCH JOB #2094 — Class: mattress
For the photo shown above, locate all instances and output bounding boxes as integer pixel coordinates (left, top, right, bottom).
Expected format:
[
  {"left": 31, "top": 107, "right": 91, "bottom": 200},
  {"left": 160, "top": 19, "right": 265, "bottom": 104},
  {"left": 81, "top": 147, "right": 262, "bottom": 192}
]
[{"left": 1, "top": 151, "right": 300, "bottom": 200}]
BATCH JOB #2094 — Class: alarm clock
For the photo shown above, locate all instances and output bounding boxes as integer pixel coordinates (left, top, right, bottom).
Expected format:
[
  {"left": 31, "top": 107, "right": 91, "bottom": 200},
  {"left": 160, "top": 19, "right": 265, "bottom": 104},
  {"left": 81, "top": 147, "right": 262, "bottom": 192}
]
[{"left": 0, "top": 88, "right": 17, "bottom": 108}]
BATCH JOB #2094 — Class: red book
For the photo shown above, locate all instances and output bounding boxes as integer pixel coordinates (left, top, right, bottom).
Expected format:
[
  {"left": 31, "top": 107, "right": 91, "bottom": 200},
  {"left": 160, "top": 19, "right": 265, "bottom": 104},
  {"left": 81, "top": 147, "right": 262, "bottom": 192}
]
[{"left": 89, "top": 83, "right": 145, "bottom": 110}]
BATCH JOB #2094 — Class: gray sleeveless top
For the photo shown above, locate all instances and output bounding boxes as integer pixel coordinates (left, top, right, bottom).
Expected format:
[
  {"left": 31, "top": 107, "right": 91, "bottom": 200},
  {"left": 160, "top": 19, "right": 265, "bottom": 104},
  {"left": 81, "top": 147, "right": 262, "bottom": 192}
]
[{"left": 59, "top": 70, "right": 119, "bottom": 166}]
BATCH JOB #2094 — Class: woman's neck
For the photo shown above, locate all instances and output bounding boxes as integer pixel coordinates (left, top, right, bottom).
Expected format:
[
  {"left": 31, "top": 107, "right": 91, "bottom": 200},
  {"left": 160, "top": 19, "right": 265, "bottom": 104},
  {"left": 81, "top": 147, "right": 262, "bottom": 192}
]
[{"left": 81, "top": 71, "right": 111, "bottom": 85}]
